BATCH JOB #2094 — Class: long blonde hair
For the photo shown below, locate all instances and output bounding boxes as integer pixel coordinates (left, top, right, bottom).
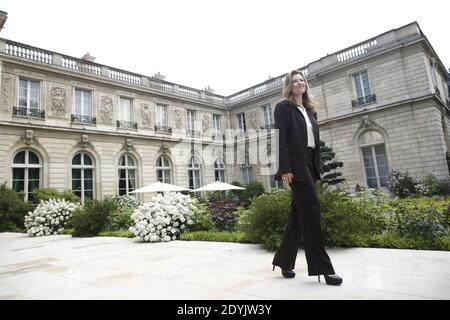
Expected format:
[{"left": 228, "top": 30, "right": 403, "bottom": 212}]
[{"left": 282, "top": 70, "right": 317, "bottom": 114}]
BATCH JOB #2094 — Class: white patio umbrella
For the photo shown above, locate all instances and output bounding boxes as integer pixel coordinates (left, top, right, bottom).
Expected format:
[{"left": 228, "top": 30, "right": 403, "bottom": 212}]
[
  {"left": 192, "top": 181, "right": 246, "bottom": 192},
  {"left": 130, "top": 181, "right": 190, "bottom": 193}
]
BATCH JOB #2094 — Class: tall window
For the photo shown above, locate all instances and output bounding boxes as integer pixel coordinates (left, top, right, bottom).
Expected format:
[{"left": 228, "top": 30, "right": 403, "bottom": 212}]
[
  {"left": 261, "top": 104, "right": 274, "bottom": 128},
  {"left": 73, "top": 89, "right": 92, "bottom": 123},
  {"left": 12, "top": 149, "right": 41, "bottom": 201},
  {"left": 352, "top": 71, "right": 376, "bottom": 106},
  {"left": 186, "top": 109, "right": 196, "bottom": 134},
  {"left": 118, "top": 154, "right": 137, "bottom": 196},
  {"left": 241, "top": 156, "right": 253, "bottom": 185},
  {"left": 72, "top": 152, "right": 95, "bottom": 203},
  {"left": 359, "top": 130, "right": 389, "bottom": 188},
  {"left": 156, "top": 103, "right": 168, "bottom": 127},
  {"left": 18, "top": 79, "right": 40, "bottom": 117},
  {"left": 156, "top": 156, "right": 172, "bottom": 184},
  {"left": 237, "top": 113, "right": 246, "bottom": 133},
  {"left": 212, "top": 114, "right": 222, "bottom": 140},
  {"left": 214, "top": 159, "right": 226, "bottom": 182},
  {"left": 188, "top": 157, "right": 201, "bottom": 190},
  {"left": 118, "top": 97, "right": 135, "bottom": 128}
]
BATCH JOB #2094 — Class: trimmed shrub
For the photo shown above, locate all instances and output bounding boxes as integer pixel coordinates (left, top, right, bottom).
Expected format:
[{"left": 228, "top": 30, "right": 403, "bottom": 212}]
[
  {"left": 388, "top": 202, "right": 449, "bottom": 238},
  {"left": 320, "top": 185, "right": 384, "bottom": 247},
  {"left": 103, "top": 195, "right": 141, "bottom": 231},
  {"left": 188, "top": 201, "right": 215, "bottom": 232},
  {"left": 241, "top": 188, "right": 292, "bottom": 251},
  {"left": 129, "top": 192, "right": 196, "bottom": 242},
  {"left": 32, "top": 188, "right": 80, "bottom": 204},
  {"left": 387, "top": 169, "right": 417, "bottom": 198},
  {"left": 180, "top": 230, "right": 249, "bottom": 243},
  {"left": 0, "top": 183, "right": 33, "bottom": 232},
  {"left": 71, "top": 198, "right": 118, "bottom": 237},
  {"left": 98, "top": 230, "right": 134, "bottom": 238},
  {"left": 242, "top": 181, "right": 265, "bottom": 207},
  {"left": 209, "top": 199, "right": 239, "bottom": 231},
  {"left": 415, "top": 173, "right": 439, "bottom": 197},
  {"left": 24, "top": 198, "right": 79, "bottom": 236}
]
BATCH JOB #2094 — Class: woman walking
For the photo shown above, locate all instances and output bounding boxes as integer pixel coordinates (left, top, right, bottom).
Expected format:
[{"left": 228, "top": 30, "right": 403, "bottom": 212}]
[{"left": 272, "top": 70, "right": 342, "bottom": 286}]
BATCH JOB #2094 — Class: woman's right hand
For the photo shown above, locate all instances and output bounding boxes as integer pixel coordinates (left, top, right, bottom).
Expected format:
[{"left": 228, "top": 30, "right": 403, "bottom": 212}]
[{"left": 281, "top": 173, "right": 293, "bottom": 185}]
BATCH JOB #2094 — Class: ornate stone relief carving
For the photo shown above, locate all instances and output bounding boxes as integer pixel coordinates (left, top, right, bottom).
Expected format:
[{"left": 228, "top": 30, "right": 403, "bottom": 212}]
[
  {"left": 20, "top": 130, "right": 39, "bottom": 145},
  {"left": 1, "top": 75, "right": 10, "bottom": 113},
  {"left": 249, "top": 111, "right": 257, "bottom": 129},
  {"left": 159, "top": 142, "right": 170, "bottom": 154},
  {"left": 122, "top": 138, "right": 135, "bottom": 152},
  {"left": 202, "top": 114, "right": 210, "bottom": 135},
  {"left": 173, "top": 109, "right": 183, "bottom": 129},
  {"left": 50, "top": 87, "right": 67, "bottom": 116},
  {"left": 140, "top": 103, "right": 152, "bottom": 129},
  {"left": 77, "top": 134, "right": 94, "bottom": 149},
  {"left": 99, "top": 96, "right": 114, "bottom": 123}
]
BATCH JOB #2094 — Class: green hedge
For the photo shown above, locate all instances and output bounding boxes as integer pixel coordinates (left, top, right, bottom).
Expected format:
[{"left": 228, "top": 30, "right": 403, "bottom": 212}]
[
  {"left": 180, "top": 231, "right": 250, "bottom": 243},
  {"left": 0, "top": 183, "right": 34, "bottom": 232}
]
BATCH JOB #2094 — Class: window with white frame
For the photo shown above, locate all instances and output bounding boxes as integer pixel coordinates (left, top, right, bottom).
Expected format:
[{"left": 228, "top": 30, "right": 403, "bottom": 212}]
[
  {"left": 188, "top": 157, "right": 201, "bottom": 190},
  {"left": 241, "top": 156, "right": 253, "bottom": 185},
  {"left": 359, "top": 130, "right": 389, "bottom": 188},
  {"left": 261, "top": 104, "right": 274, "bottom": 128},
  {"left": 237, "top": 113, "right": 246, "bottom": 133},
  {"left": 187, "top": 109, "right": 196, "bottom": 133},
  {"left": 156, "top": 155, "right": 172, "bottom": 184},
  {"left": 156, "top": 103, "right": 168, "bottom": 127},
  {"left": 12, "top": 149, "right": 42, "bottom": 201},
  {"left": 119, "top": 97, "right": 133, "bottom": 123},
  {"left": 18, "top": 79, "right": 40, "bottom": 117},
  {"left": 73, "top": 89, "right": 92, "bottom": 123},
  {"left": 214, "top": 159, "right": 226, "bottom": 182},
  {"left": 72, "top": 152, "right": 95, "bottom": 203},
  {"left": 118, "top": 154, "right": 137, "bottom": 196},
  {"left": 213, "top": 114, "right": 221, "bottom": 131},
  {"left": 352, "top": 71, "right": 376, "bottom": 106}
]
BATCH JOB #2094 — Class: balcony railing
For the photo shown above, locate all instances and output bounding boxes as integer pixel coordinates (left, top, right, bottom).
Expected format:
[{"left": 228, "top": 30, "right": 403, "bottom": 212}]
[
  {"left": 212, "top": 132, "right": 225, "bottom": 141},
  {"left": 155, "top": 125, "right": 172, "bottom": 134},
  {"left": 71, "top": 114, "right": 96, "bottom": 125},
  {"left": 117, "top": 120, "right": 138, "bottom": 129},
  {"left": 260, "top": 123, "right": 275, "bottom": 130},
  {"left": 352, "top": 94, "right": 377, "bottom": 107},
  {"left": 185, "top": 129, "right": 201, "bottom": 138},
  {"left": 13, "top": 106, "right": 45, "bottom": 118}
]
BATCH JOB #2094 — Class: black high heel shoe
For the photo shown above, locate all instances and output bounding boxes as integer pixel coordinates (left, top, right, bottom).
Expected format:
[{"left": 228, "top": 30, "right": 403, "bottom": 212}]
[
  {"left": 317, "top": 274, "right": 343, "bottom": 285},
  {"left": 273, "top": 265, "right": 295, "bottom": 278}
]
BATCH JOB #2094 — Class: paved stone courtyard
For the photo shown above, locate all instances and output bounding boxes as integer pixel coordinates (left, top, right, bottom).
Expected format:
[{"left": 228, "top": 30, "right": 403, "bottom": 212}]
[{"left": 0, "top": 232, "right": 449, "bottom": 300}]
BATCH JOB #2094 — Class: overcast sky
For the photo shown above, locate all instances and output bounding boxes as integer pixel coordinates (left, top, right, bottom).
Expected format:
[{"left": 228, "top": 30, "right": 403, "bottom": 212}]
[{"left": 1, "top": 0, "right": 448, "bottom": 96}]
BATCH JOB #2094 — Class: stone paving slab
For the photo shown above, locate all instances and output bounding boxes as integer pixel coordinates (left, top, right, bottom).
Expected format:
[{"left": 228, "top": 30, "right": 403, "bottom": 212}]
[{"left": 0, "top": 232, "right": 449, "bottom": 300}]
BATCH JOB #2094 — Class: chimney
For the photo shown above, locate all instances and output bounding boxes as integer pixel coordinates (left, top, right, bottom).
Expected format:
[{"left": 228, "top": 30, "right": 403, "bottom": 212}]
[
  {"left": 153, "top": 72, "right": 166, "bottom": 80},
  {"left": 81, "top": 52, "right": 96, "bottom": 62}
]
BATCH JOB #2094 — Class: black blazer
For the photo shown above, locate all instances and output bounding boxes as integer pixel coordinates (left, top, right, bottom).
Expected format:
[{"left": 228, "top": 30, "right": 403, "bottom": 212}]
[{"left": 274, "top": 99, "right": 321, "bottom": 182}]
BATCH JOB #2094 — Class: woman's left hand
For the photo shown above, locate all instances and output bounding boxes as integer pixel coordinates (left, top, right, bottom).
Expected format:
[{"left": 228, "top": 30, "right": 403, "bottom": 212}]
[{"left": 315, "top": 179, "right": 320, "bottom": 185}]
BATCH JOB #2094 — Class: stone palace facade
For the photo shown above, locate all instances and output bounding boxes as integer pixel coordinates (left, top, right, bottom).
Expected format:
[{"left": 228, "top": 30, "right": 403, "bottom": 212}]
[{"left": 0, "top": 18, "right": 449, "bottom": 202}]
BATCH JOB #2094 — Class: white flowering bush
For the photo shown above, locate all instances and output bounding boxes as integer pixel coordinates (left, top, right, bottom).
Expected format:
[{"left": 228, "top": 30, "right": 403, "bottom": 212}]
[
  {"left": 129, "top": 192, "right": 196, "bottom": 242},
  {"left": 24, "top": 198, "right": 79, "bottom": 237}
]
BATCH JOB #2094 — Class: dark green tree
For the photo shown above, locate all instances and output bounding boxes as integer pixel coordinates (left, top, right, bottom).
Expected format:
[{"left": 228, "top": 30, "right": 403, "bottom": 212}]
[{"left": 319, "top": 140, "right": 345, "bottom": 185}]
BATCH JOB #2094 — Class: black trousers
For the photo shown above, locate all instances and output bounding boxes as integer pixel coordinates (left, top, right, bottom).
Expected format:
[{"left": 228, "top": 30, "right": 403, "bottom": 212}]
[{"left": 272, "top": 148, "right": 335, "bottom": 276}]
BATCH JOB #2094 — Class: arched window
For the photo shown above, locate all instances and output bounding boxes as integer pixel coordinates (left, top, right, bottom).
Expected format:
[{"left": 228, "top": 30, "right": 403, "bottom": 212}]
[
  {"left": 359, "top": 130, "right": 389, "bottom": 188},
  {"left": 240, "top": 156, "right": 253, "bottom": 185},
  {"left": 12, "top": 149, "right": 42, "bottom": 201},
  {"left": 214, "top": 159, "right": 226, "bottom": 182},
  {"left": 118, "top": 154, "right": 137, "bottom": 196},
  {"left": 72, "top": 152, "right": 95, "bottom": 203},
  {"left": 156, "top": 155, "right": 172, "bottom": 184},
  {"left": 188, "top": 157, "right": 201, "bottom": 190}
]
